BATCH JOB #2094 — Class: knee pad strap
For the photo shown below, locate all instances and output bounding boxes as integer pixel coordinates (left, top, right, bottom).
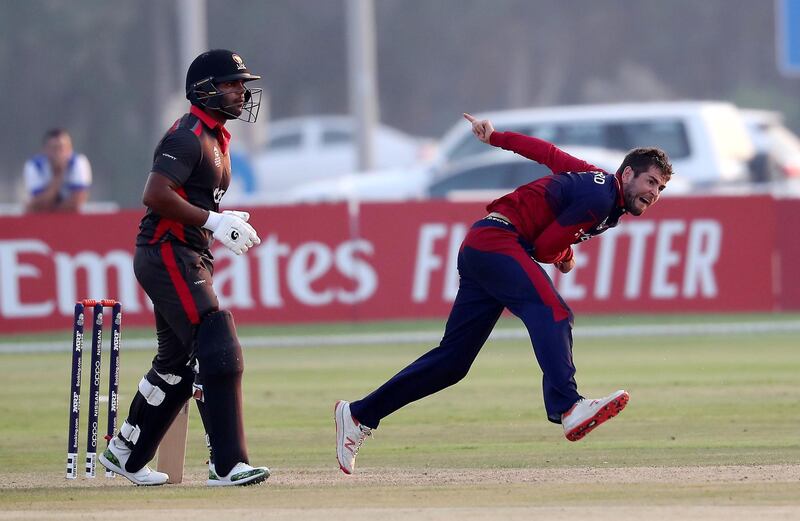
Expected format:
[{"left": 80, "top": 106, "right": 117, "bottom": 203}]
[
  {"left": 119, "top": 421, "right": 141, "bottom": 445},
  {"left": 156, "top": 371, "right": 185, "bottom": 385},
  {"left": 138, "top": 378, "right": 165, "bottom": 406},
  {"left": 138, "top": 370, "right": 188, "bottom": 406}
]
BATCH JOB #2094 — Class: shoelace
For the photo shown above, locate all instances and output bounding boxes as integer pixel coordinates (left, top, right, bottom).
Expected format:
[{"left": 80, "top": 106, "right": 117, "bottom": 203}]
[
  {"left": 352, "top": 425, "right": 373, "bottom": 455},
  {"left": 575, "top": 398, "right": 602, "bottom": 412}
]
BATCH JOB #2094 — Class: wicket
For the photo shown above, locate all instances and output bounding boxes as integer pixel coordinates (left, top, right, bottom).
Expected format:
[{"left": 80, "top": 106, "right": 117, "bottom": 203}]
[{"left": 66, "top": 299, "right": 122, "bottom": 479}]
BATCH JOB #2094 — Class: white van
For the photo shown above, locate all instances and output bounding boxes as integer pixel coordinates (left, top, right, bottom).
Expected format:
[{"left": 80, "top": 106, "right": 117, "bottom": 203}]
[
  {"left": 437, "top": 102, "right": 755, "bottom": 189},
  {"left": 284, "top": 146, "right": 623, "bottom": 205}
]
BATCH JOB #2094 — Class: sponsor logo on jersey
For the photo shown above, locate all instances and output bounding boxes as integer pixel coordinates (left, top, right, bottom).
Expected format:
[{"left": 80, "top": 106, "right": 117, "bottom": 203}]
[
  {"left": 595, "top": 217, "right": 610, "bottom": 232},
  {"left": 213, "top": 146, "right": 222, "bottom": 168},
  {"left": 575, "top": 228, "right": 593, "bottom": 242}
]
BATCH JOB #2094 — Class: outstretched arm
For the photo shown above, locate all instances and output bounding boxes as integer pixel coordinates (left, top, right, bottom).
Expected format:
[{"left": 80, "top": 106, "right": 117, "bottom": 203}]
[
  {"left": 489, "top": 132, "right": 602, "bottom": 174},
  {"left": 462, "top": 112, "right": 603, "bottom": 174}
]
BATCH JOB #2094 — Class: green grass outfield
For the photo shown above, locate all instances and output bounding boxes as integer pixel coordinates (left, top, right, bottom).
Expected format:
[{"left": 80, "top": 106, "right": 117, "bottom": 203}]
[
  {"left": 1, "top": 314, "right": 799, "bottom": 520},
  {"left": 4, "top": 311, "right": 800, "bottom": 343}
]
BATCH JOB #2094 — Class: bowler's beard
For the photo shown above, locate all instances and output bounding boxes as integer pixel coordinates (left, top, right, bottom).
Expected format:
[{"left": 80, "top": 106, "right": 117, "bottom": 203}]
[{"left": 624, "top": 185, "right": 645, "bottom": 216}]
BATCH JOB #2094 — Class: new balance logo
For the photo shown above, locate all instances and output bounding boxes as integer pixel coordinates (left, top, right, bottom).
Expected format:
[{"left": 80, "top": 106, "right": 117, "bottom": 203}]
[{"left": 344, "top": 437, "right": 357, "bottom": 454}]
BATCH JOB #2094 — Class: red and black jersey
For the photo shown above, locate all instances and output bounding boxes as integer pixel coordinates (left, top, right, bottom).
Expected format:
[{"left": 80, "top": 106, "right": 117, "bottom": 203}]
[
  {"left": 136, "top": 105, "right": 232, "bottom": 251},
  {"left": 486, "top": 131, "right": 626, "bottom": 264}
]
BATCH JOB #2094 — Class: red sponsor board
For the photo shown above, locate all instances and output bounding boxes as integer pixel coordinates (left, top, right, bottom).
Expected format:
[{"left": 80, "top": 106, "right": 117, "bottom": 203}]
[
  {"left": 0, "top": 196, "right": 791, "bottom": 334},
  {"left": 775, "top": 198, "right": 800, "bottom": 310},
  {"left": 360, "top": 196, "right": 777, "bottom": 316}
]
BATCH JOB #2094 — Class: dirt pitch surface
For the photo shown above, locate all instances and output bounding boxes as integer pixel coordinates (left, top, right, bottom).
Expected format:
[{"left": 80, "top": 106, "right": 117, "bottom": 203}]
[
  {"left": 4, "top": 507, "right": 800, "bottom": 521},
  {"left": 4, "top": 464, "right": 799, "bottom": 521}
]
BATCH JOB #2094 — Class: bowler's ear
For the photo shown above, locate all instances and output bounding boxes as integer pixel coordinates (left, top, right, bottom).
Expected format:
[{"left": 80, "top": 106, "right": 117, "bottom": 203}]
[{"left": 620, "top": 166, "right": 634, "bottom": 183}]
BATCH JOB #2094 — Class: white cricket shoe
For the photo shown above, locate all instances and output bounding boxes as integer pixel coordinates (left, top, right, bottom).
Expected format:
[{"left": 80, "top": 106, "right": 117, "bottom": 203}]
[
  {"left": 334, "top": 400, "right": 372, "bottom": 474},
  {"left": 207, "top": 461, "right": 270, "bottom": 487},
  {"left": 562, "top": 390, "right": 629, "bottom": 442},
  {"left": 98, "top": 437, "right": 169, "bottom": 486}
]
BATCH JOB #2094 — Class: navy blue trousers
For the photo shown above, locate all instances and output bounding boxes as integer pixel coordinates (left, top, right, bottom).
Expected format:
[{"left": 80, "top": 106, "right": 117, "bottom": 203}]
[{"left": 350, "top": 218, "right": 581, "bottom": 428}]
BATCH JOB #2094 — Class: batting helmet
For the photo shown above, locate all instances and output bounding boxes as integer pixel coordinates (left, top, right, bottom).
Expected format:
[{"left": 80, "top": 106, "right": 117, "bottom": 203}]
[{"left": 185, "top": 49, "right": 262, "bottom": 123}]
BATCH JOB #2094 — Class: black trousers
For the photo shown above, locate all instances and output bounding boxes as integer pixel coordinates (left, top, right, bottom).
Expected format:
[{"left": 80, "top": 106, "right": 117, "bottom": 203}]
[{"left": 133, "top": 242, "right": 218, "bottom": 372}]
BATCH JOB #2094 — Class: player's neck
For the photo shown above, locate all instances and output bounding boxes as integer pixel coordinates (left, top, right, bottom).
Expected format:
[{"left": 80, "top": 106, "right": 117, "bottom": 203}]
[{"left": 203, "top": 108, "right": 228, "bottom": 127}]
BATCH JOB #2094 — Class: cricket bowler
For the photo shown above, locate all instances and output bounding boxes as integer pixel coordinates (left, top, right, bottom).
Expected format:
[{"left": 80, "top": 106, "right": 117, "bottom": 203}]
[{"left": 335, "top": 112, "right": 673, "bottom": 474}]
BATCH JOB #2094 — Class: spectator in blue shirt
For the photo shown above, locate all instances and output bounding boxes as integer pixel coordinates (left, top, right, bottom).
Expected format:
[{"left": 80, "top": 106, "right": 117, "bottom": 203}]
[{"left": 23, "top": 128, "right": 92, "bottom": 213}]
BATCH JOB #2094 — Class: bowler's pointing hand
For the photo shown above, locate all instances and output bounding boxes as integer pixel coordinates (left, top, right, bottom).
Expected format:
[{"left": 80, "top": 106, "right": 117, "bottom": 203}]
[{"left": 463, "top": 113, "right": 495, "bottom": 144}]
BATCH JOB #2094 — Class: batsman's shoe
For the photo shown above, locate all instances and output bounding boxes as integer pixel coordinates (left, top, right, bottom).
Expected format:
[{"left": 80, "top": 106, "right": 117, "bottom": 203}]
[
  {"left": 207, "top": 462, "right": 270, "bottom": 487},
  {"left": 335, "top": 400, "right": 372, "bottom": 474},
  {"left": 98, "top": 437, "right": 169, "bottom": 486},
  {"left": 562, "top": 390, "right": 629, "bottom": 442}
]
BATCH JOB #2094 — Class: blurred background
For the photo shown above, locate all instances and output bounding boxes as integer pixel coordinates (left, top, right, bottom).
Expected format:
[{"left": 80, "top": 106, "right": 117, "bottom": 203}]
[
  {"left": 3, "top": 0, "right": 800, "bottom": 209},
  {"left": 2, "top": 4, "right": 799, "bottom": 508}
]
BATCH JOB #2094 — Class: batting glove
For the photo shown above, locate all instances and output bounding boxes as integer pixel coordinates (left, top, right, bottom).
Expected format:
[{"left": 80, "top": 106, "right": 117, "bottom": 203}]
[
  {"left": 203, "top": 210, "right": 261, "bottom": 255},
  {"left": 221, "top": 209, "right": 251, "bottom": 222}
]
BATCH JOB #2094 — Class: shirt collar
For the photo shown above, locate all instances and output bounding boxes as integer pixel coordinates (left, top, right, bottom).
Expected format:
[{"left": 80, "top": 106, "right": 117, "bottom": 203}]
[{"left": 190, "top": 105, "right": 231, "bottom": 153}]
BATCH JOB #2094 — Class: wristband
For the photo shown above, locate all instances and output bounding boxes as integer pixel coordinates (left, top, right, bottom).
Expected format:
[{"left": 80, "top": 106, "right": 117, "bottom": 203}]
[{"left": 202, "top": 210, "right": 223, "bottom": 232}]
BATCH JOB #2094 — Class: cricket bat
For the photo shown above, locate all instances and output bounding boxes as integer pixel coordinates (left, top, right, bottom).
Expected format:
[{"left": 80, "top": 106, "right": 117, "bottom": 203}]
[{"left": 157, "top": 400, "right": 189, "bottom": 484}]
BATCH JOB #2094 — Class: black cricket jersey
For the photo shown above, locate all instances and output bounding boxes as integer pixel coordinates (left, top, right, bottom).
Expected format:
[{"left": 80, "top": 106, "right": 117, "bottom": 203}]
[{"left": 136, "top": 105, "right": 232, "bottom": 252}]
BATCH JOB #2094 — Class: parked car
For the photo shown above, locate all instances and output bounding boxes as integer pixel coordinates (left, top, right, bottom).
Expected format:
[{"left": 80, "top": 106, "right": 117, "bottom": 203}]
[
  {"left": 427, "top": 147, "right": 629, "bottom": 201},
  {"left": 434, "top": 101, "right": 756, "bottom": 188},
  {"left": 283, "top": 146, "right": 647, "bottom": 204},
  {"left": 284, "top": 165, "right": 429, "bottom": 204},
  {"left": 248, "top": 116, "right": 433, "bottom": 203},
  {"left": 741, "top": 109, "right": 800, "bottom": 183}
]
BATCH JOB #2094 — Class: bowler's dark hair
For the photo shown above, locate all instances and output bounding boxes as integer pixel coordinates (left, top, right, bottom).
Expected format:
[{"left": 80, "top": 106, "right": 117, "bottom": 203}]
[
  {"left": 42, "top": 128, "right": 69, "bottom": 144},
  {"left": 616, "top": 147, "right": 673, "bottom": 179}
]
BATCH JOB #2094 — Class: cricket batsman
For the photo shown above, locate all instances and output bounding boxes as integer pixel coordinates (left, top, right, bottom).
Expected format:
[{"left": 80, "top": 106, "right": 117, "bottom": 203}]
[{"left": 99, "top": 49, "right": 269, "bottom": 486}]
